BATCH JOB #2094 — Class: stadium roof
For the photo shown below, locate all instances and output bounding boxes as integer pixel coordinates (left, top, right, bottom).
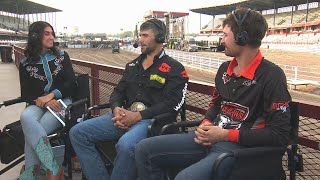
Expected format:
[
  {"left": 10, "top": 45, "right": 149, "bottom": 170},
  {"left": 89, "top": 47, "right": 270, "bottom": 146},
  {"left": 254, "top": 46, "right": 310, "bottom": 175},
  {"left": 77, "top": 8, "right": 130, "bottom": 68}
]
[
  {"left": 144, "top": 11, "right": 189, "bottom": 19},
  {"left": 190, "top": 0, "right": 320, "bottom": 16},
  {"left": 0, "top": 0, "right": 62, "bottom": 14}
]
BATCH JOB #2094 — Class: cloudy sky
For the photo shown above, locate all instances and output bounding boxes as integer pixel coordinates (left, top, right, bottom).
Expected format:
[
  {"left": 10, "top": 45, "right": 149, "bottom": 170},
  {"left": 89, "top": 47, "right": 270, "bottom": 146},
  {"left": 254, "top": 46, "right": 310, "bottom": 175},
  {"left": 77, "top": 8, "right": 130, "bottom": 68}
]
[{"left": 30, "top": 0, "right": 232, "bottom": 34}]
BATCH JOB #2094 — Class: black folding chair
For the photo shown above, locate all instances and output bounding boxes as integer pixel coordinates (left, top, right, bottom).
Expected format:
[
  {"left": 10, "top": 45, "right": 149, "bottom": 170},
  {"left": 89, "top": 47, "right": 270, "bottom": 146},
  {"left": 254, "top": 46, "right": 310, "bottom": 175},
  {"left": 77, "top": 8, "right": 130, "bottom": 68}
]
[
  {"left": 0, "top": 73, "right": 90, "bottom": 179},
  {"left": 78, "top": 102, "right": 186, "bottom": 179},
  {"left": 161, "top": 101, "right": 301, "bottom": 180}
]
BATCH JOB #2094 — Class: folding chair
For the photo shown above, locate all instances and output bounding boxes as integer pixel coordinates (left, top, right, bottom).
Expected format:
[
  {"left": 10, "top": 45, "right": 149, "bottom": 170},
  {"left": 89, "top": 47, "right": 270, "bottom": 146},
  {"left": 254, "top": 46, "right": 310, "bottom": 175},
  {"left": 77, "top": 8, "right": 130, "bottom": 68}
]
[
  {"left": 78, "top": 102, "right": 186, "bottom": 179},
  {"left": 161, "top": 101, "right": 301, "bottom": 180},
  {"left": 0, "top": 73, "right": 90, "bottom": 179}
]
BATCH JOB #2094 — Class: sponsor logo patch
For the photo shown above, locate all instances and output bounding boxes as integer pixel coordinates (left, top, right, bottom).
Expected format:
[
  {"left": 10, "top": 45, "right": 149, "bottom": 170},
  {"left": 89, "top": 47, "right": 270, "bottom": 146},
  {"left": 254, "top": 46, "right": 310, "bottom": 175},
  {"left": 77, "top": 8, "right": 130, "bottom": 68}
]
[
  {"left": 181, "top": 70, "right": 189, "bottom": 78},
  {"left": 158, "top": 63, "right": 171, "bottom": 73},
  {"left": 174, "top": 83, "right": 188, "bottom": 111},
  {"left": 222, "top": 72, "right": 231, "bottom": 84},
  {"left": 272, "top": 102, "right": 289, "bottom": 113},
  {"left": 243, "top": 79, "right": 257, "bottom": 86},
  {"left": 220, "top": 102, "right": 249, "bottom": 122},
  {"left": 150, "top": 74, "right": 166, "bottom": 84},
  {"left": 128, "top": 61, "right": 138, "bottom": 66},
  {"left": 217, "top": 101, "right": 249, "bottom": 129}
]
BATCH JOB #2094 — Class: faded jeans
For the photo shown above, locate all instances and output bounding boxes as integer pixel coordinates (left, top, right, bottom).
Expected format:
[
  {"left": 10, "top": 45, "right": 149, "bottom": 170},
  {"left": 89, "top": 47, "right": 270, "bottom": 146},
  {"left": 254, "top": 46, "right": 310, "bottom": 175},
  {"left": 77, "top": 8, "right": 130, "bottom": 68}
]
[
  {"left": 135, "top": 132, "right": 244, "bottom": 180},
  {"left": 20, "top": 98, "right": 72, "bottom": 169},
  {"left": 69, "top": 113, "right": 151, "bottom": 180}
]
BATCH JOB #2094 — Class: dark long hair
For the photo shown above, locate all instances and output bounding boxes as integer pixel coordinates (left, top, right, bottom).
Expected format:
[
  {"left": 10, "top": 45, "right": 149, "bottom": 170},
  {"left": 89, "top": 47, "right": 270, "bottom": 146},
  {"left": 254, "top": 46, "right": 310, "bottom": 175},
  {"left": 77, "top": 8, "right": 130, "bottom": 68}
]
[{"left": 24, "top": 21, "right": 60, "bottom": 63}]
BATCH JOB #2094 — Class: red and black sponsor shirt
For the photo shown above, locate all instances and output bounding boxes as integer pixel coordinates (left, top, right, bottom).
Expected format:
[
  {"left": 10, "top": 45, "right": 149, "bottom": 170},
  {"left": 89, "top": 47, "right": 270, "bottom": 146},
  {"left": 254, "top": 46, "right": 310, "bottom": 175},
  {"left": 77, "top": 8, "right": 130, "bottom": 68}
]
[
  {"left": 203, "top": 50, "right": 292, "bottom": 147},
  {"left": 110, "top": 49, "right": 188, "bottom": 119}
]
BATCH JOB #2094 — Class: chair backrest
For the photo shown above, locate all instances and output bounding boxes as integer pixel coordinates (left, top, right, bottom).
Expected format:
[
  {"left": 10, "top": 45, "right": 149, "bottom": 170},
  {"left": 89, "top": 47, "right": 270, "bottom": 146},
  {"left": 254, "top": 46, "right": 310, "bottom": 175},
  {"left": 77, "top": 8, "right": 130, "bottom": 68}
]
[
  {"left": 212, "top": 101, "right": 301, "bottom": 180},
  {"left": 73, "top": 74, "right": 90, "bottom": 106},
  {"left": 289, "top": 101, "right": 300, "bottom": 144},
  {"left": 67, "top": 73, "right": 90, "bottom": 128}
]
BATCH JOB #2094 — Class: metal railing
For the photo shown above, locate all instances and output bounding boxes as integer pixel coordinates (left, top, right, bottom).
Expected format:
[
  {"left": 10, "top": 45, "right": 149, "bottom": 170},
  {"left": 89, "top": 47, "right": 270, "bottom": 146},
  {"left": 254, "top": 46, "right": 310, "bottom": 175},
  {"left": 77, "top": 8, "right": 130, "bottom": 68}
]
[{"left": 123, "top": 45, "right": 320, "bottom": 85}]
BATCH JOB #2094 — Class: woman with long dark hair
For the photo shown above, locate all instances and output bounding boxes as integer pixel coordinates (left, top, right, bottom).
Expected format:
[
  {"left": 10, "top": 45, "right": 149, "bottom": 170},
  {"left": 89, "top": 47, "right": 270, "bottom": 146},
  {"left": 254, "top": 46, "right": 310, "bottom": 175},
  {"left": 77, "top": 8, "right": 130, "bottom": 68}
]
[{"left": 19, "top": 21, "right": 76, "bottom": 180}]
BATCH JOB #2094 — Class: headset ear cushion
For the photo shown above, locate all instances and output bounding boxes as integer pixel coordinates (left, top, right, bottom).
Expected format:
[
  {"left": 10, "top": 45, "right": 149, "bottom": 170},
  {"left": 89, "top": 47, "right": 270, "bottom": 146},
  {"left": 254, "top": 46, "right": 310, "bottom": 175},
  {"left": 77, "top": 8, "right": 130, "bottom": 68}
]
[
  {"left": 147, "top": 19, "right": 165, "bottom": 43},
  {"left": 235, "top": 31, "right": 249, "bottom": 46},
  {"left": 30, "top": 33, "right": 39, "bottom": 41},
  {"left": 156, "top": 34, "right": 165, "bottom": 43}
]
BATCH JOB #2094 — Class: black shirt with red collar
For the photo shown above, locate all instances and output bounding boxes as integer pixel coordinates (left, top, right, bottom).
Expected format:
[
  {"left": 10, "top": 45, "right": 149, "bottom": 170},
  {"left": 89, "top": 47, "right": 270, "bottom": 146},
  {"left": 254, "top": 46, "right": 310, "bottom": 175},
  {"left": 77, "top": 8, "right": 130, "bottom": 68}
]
[
  {"left": 110, "top": 49, "right": 189, "bottom": 119},
  {"left": 203, "top": 50, "right": 291, "bottom": 147}
]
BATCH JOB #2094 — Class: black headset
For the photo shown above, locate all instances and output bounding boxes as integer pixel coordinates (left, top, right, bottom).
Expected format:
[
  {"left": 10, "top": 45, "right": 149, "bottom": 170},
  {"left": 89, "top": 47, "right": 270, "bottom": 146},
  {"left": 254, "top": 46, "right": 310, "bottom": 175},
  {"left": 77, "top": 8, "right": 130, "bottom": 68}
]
[
  {"left": 232, "top": 8, "right": 251, "bottom": 46},
  {"left": 29, "top": 22, "right": 39, "bottom": 42},
  {"left": 146, "top": 19, "right": 166, "bottom": 43}
]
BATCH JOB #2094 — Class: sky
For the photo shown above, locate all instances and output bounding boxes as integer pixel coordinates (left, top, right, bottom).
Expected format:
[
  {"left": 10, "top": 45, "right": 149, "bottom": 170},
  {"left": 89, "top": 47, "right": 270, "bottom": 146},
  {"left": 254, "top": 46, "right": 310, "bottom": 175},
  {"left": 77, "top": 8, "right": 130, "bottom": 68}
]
[{"left": 29, "top": 0, "right": 231, "bottom": 34}]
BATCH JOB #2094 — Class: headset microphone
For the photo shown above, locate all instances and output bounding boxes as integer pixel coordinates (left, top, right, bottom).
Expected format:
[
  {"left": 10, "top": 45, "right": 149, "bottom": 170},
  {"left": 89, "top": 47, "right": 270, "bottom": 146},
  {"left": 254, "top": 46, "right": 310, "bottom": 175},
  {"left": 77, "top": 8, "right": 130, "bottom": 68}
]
[
  {"left": 217, "top": 44, "right": 225, "bottom": 52},
  {"left": 133, "top": 42, "right": 139, "bottom": 48}
]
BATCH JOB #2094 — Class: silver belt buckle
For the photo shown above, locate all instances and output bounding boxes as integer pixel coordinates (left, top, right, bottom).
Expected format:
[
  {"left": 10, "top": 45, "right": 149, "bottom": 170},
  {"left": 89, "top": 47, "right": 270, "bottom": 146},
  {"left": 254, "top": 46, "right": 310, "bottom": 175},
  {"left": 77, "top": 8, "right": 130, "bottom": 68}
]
[{"left": 130, "top": 102, "right": 147, "bottom": 112}]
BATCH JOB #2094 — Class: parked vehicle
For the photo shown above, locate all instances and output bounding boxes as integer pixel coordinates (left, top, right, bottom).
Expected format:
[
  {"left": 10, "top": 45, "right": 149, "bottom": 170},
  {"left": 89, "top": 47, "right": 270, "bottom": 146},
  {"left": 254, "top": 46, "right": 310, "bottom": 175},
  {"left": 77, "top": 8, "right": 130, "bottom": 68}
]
[
  {"left": 112, "top": 42, "right": 120, "bottom": 53},
  {"left": 181, "top": 37, "right": 197, "bottom": 52}
]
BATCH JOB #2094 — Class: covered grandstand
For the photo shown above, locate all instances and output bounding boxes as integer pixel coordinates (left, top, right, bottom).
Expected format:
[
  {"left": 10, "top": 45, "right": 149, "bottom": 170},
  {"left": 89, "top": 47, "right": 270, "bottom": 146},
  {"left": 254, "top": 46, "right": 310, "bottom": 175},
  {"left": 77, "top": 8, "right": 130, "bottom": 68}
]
[
  {"left": 0, "top": 0, "right": 61, "bottom": 42},
  {"left": 190, "top": 0, "right": 320, "bottom": 46}
]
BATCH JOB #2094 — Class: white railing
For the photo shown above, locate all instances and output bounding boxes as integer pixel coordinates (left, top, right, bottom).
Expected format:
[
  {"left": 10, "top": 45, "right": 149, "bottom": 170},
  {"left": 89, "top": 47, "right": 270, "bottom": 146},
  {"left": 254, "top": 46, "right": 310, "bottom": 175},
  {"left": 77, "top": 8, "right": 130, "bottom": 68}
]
[{"left": 122, "top": 45, "right": 320, "bottom": 85}]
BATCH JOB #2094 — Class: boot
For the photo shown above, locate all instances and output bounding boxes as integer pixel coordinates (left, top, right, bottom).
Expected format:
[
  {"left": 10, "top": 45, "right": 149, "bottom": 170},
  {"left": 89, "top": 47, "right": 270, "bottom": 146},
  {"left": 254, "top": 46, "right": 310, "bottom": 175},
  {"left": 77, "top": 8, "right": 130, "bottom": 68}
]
[
  {"left": 47, "top": 167, "right": 65, "bottom": 180},
  {"left": 19, "top": 165, "right": 38, "bottom": 180},
  {"left": 35, "top": 137, "right": 60, "bottom": 176}
]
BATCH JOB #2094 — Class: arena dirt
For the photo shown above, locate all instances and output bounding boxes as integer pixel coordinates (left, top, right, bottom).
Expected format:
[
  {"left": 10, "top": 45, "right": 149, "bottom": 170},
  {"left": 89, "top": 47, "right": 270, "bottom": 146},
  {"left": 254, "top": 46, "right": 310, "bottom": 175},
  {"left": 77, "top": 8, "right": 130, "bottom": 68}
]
[{"left": 65, "top": 48, "right": 320, "bottom": 103}]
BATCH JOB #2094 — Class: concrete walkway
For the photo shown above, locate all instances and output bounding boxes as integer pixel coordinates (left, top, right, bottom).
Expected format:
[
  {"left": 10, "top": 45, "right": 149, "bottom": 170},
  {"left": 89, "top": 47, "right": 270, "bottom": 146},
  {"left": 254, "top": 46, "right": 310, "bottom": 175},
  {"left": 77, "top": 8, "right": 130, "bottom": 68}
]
[
  {"left": 0, "top": 62, "right": 25, "bottom": 180},
  {"left": 0, "top": 62, "right": 83, "bottom": 180}
]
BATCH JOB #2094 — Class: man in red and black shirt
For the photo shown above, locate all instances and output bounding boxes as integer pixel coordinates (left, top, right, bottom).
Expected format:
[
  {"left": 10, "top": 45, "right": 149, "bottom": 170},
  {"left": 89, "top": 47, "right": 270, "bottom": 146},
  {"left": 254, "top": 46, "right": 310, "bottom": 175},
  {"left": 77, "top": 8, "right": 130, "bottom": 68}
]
[{"left": 135, "top": 8, "right": 291, "bottom": 180}]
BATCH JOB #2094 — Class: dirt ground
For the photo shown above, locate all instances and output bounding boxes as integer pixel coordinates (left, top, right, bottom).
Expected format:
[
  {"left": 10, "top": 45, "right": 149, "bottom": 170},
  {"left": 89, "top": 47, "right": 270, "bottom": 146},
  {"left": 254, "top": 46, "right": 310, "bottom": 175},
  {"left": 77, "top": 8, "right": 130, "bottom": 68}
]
[
  {"left": 197, "top": 48, "right": 320, "bottom": 67},
  {"left": 65, "top": 47, "right": 320, "bottom": 103}
]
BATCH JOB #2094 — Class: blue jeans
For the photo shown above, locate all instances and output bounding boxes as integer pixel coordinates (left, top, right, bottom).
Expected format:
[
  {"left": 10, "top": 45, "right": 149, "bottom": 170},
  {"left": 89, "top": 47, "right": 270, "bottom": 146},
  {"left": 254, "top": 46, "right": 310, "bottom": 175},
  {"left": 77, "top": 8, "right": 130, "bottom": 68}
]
[
  {"left": 20, "top": 98, "right": 72, "bottom": 169},
  {"left": 69, "top": 113, "right": 151, "bottom": 180},
  {"left": 135, "top": 132, "right": 244, "bottom": 180}
]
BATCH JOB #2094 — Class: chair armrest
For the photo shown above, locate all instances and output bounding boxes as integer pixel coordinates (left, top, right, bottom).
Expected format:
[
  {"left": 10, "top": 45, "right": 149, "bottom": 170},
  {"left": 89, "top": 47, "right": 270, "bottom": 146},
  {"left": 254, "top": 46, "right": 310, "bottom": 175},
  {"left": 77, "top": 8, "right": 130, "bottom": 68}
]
[
  {"left": 160, "top": 120, "right": 202, "bottom": 135},
  {"left": 148, "top": 112, "right": 178, "bottom": 136},
  {"left": 64, "top": 98, "right": 88, "bottom": 129},
  {"left": 0, "top": 97, "right": 22, "bottom": 108},
  {"left": 212, "top": 146, "right": 286, "bottom": 180},
  {"left": 65, "top": 98, "right": 88, "bottom": 117},
  {"left": 68, "top": 98, "right": 88, "bottom": 108},
  {"left": 84, "top": 103, "right": 111, "bottom": 120},
  {"left": 86, "top": 103, "right": 111, "bottom": 112}
]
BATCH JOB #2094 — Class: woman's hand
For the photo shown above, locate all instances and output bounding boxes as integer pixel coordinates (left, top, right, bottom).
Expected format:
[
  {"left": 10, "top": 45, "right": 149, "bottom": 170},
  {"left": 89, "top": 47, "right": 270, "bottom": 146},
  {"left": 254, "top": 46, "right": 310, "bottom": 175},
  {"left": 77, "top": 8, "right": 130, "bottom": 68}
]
[
  {"left": 45, "top": 99, "right": 62, "bottom": 112},
  {"left": 35, "top": 93, "right": 55, "bottom": 108}
]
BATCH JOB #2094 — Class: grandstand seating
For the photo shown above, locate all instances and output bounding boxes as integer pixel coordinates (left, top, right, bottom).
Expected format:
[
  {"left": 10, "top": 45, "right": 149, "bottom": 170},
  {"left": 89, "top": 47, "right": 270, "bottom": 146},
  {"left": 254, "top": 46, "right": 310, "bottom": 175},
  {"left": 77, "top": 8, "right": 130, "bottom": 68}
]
[
  {"left": 0, "top": 28, "right": 15, "bottom": 34},
  {"left": 0, "top": 14, "right": 29, "bottom": 32},
  {"left": 262, "top": 32, "right": 320, "bottom": 45},
  {"left": 200, "top": 7, "right": 319, "bottom": 31},
  {"left": 200, "top": 18, "right": 224, "bottom": 34},
  {"left": 263, "top": 7, "right": 320, "bottom": 27},
  {"left": 199, "top": 6, "right": 320, "bottom": 45}
]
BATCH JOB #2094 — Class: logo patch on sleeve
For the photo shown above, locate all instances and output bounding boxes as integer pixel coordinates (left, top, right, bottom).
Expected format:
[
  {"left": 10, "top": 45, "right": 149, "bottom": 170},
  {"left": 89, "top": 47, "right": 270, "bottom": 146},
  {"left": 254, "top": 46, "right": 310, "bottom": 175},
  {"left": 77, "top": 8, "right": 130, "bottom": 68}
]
[
  {"left": 158, "top": 63, "right": 171, "bottom": 73},
  {"left": 181, "top": 70, "right": 189, "bottom": 78},
  {"left": 272, "top": 102, "right": 289, "bottom": 113}
]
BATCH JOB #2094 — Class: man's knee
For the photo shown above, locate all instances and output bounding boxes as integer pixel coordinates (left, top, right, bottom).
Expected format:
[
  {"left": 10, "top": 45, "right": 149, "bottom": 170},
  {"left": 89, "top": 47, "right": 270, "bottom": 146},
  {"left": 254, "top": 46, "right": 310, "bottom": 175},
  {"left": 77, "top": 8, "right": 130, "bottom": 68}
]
[
  {"left": 135, "top": 138, "right": 151, "bottom": 158},
  {"left": 174, "top": 167, "right": 211, "bottom": 180},
  {"left": 116, "top": 138, "right": 140, "bottom": 157},
  {"left": 69, "top": 123, "right": 85, "bottom": 143},
  {"left": 175, "top": 169, "right": 193, "bottom": 180}
]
